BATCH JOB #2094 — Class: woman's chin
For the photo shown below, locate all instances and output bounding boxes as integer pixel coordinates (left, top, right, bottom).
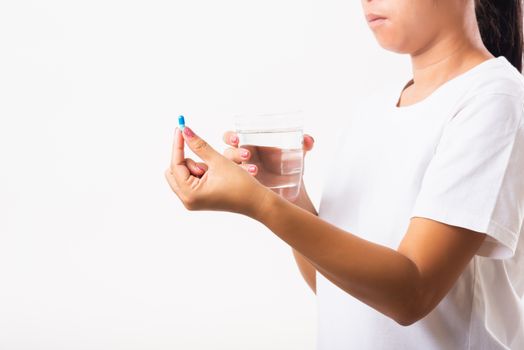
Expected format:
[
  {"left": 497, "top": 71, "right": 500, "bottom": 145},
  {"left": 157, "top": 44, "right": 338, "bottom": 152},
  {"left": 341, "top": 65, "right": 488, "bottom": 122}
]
[{"left": 373, "top": 36, "right": 411, "bottom": 54}]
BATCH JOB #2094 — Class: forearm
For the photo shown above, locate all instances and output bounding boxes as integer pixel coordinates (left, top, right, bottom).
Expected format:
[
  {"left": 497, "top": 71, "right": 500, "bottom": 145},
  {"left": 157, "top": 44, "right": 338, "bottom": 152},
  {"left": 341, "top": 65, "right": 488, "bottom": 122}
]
[
  {"left": 288, "top": 181, "right": 318, "bottom": 216},
  {"left": 254, "top": 189, "right": 422, "bottom": 325},
  {"left": 288, "top": 182, "right": 318, "bottom": 294}
]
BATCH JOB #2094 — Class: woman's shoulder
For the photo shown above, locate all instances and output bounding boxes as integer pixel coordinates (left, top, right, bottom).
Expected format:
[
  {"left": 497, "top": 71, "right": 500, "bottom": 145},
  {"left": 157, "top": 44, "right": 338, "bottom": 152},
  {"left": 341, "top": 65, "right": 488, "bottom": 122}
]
[{"left": 463, "top": 56, "right": 524, "bottom": 100}]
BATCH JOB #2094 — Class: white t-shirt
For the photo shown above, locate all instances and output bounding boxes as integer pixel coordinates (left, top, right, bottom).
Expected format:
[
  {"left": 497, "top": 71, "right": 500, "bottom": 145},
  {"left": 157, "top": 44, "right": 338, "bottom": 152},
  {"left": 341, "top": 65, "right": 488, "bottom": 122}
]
[{"left": 317, "top": 56, "right": 524, "bottom": 350}]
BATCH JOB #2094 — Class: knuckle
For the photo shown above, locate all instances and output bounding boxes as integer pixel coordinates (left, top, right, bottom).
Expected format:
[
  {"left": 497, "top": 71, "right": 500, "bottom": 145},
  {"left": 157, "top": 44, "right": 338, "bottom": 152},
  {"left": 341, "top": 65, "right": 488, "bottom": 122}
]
[
  {"left": 165, "top": 169, "right": 175, "bottom": 183},
  {"left": 194, "top": 139, "right": 208, "bottom": 152},
  {"left": 165, "top": 174, "right": 180, "bottom": 193}
]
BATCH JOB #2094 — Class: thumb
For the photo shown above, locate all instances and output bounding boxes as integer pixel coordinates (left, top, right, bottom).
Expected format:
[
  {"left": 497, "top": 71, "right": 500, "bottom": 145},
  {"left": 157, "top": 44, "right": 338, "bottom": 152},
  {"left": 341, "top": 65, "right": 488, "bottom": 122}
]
[{"left": 181, "top": 126, "right": 222, "bottom": 163}]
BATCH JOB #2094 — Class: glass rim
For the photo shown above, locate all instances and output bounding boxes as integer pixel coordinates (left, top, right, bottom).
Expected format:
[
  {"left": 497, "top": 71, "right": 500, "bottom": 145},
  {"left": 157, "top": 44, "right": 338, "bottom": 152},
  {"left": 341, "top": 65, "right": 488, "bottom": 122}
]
[{"left": 232, "top": 109, "right": 304, "bottom": 132}]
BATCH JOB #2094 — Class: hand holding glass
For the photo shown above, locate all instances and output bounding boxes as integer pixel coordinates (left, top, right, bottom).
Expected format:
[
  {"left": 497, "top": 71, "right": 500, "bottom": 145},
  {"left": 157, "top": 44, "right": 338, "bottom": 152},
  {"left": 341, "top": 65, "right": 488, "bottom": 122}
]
[{"left": 232, "top": 111, "right": 304, "bottom": 201}]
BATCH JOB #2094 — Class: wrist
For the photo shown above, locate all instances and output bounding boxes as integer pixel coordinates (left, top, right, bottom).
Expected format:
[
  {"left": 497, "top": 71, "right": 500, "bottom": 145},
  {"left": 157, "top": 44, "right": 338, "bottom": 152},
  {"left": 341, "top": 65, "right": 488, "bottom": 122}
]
[{"left": 249, "top": 184, "right": 281, "bottom": 224}]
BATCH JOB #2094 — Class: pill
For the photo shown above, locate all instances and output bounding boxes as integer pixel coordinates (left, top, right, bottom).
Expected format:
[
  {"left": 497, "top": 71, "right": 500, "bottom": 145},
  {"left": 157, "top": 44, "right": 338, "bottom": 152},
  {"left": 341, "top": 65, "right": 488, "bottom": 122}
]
[{"left": 178, "top": 115, "right": 186, "bottom": 130}]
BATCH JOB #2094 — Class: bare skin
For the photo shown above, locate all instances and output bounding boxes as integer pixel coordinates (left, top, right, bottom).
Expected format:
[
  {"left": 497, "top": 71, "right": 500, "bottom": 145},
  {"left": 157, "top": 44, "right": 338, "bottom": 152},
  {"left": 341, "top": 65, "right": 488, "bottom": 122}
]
[
  {"left": 165, "top": 0, "right": 493, "bottom": 325},
  {"left": 365, "top": 0, "right": 494, "bottom": 106},
  {"left": 222, "top": 132, "right": 319, "bottom": 295}
]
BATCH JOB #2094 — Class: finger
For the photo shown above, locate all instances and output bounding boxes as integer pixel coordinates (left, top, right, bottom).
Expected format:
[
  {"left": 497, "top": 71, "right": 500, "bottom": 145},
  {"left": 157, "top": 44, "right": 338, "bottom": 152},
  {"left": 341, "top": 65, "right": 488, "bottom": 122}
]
[
  {"left": 164, "top": 168, "right": 180, "bottom": 193},
  {"left": 165, "top": 168, "right": 191, "bottom": 204},
  {"left": 195, "top": 161, "right": 208, "bottom": 172},
  {"left": 185, "top": 158, "right": 206, "bottom": 176},
  {"left": 303, "top": 134, "right": 315, "bottom": 152},
  {"left": 222, "top": 130, "right": 239, "bottom": 147},
  {"left": 223, "top": 147, "right": 251, "bottom": 163},
  {"left": 170, "top": 127, "right": 190, "bottom": 182},
  {"left": 239, "top": 163, "right": 258, "bottom": 175},
  {"left": 181, "top": 126, "right": 222, "bottom": 164},
  {"left": 171, "top": 127, "right": 185, "bottom": 168}
]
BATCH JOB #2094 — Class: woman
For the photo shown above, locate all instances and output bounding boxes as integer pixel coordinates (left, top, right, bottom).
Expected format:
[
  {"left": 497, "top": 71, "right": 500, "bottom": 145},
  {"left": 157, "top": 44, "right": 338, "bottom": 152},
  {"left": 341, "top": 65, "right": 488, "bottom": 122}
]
[{"left": 165, "top": 0, "right": 524, "bottom": 348}]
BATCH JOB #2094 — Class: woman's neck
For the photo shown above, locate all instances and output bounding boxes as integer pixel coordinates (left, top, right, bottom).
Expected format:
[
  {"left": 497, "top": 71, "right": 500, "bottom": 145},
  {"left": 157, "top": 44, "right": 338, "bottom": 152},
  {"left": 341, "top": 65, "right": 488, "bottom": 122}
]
[
  {"left": 407, "top": 5, "right": 494, "bottom": 95},
  {"left": 410, "top": 43, "right": 493, "bottom": 90},
  {"left": 396, "top": 38, "right": 493, "bottom": 108}
]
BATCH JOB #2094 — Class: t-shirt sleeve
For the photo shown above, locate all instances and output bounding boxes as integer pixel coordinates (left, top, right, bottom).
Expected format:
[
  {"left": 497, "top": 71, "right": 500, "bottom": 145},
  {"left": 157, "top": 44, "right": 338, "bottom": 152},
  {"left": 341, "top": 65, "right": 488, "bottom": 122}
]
[{"left": 409, "top": 93, "right": 524, "bottom": 259}]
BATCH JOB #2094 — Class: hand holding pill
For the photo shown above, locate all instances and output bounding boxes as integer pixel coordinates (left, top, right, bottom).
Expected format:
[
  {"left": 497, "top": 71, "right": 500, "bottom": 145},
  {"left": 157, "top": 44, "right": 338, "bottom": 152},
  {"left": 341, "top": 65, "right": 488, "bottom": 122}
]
[
  {"left": 174, "top": 115, "right": 208, "bottom": 176},
  {"left": 165, "top": 116, "right": 273, "bottom": 219}
]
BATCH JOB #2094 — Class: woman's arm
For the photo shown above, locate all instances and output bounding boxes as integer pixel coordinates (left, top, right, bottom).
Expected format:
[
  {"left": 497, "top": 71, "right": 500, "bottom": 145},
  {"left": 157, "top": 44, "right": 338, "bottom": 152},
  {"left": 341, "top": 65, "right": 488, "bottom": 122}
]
[
  {"left": 288, "top": 182, "right": 318, "bottom": 295},
  {"left": 254, "top": 189, "right": 486, "bottom": 326},
  {"left": 292, "top": 248, "right": 316, "bottom": 295}
]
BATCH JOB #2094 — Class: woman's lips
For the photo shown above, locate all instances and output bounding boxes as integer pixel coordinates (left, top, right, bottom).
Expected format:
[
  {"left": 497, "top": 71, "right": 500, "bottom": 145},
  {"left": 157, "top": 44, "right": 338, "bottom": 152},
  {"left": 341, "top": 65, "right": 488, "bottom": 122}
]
[{"left": 365, "top": 13, "right": 388, "bottom": 27}]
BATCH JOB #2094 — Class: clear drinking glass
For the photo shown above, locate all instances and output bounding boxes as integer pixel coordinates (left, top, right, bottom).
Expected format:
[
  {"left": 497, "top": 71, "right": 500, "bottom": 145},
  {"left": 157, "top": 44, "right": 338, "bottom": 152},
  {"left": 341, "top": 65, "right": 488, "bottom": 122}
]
[{"left": 233, "top": 110, "right": 304, "bottom": 201}]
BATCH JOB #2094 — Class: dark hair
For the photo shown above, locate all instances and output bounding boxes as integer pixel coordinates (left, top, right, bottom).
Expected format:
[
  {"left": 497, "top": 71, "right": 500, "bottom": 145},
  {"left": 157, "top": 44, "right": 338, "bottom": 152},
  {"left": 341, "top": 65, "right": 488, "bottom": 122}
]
[{"left": 475, "top": 0, "right": 523, "bottom": 73}]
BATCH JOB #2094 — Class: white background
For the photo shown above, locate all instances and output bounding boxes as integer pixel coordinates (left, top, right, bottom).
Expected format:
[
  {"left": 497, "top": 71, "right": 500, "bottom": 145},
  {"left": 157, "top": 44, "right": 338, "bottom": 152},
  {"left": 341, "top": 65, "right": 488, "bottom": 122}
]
[{"left": 0, "top": 1, "right": 410, "bottom": 349}]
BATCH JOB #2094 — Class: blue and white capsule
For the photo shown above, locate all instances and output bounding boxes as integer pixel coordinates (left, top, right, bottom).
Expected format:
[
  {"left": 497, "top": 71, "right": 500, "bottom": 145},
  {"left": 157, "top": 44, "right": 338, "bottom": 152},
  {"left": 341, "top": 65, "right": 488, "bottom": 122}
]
[{"left": 178, "top": 115, "right": 186, "bottom": 130}]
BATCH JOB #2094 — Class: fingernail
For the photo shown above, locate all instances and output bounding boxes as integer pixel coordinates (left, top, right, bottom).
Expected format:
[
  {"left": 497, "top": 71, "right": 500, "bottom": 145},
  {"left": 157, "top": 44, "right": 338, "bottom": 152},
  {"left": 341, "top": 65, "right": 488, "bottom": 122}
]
[
  {"left": 248, "top": 165, "right": 256, "bottom": 173},
  {"left": 196, "top": 165, "right": 205, "bottom": 172},
  {"left": 183, "top": 127, "right": 194, "bottom": 139},
  {"left": 241, "top": 150, "right": 249, "bottom": 158},
  {"left": 231, "top": 135, "right": 238, "bottom": 144}
]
